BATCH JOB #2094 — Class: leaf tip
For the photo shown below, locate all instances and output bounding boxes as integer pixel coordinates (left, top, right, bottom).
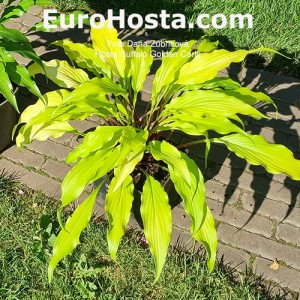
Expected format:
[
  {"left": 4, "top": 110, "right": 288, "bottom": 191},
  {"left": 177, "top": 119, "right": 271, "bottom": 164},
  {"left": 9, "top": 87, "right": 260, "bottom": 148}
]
[
  {"left": 47, "top": 263, "right": 54, "bottom": 284},
  {"left": 207, "top": 257, "right": 216, "bottom": 273},
  {"left": 153, "top": 266, "right": 163, "bottom": 283},
  {"left": 108, "top": 237, "right": 118, "bottom": 261}
]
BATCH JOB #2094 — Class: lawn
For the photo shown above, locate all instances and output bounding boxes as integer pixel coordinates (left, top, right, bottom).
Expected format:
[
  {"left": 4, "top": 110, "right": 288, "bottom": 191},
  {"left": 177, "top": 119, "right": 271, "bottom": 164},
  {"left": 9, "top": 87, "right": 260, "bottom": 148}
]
[
  {"left": 52, "top": 0, "right": 300, "bottom": 78},
  {"left": 0, "top": 172, "right": 285, "bottom": 299}
]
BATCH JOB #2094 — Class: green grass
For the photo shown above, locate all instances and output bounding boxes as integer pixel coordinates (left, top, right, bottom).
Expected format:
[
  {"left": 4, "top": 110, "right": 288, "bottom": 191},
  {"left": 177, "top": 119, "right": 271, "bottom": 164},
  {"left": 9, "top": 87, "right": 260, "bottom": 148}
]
[
  {"left": 0, "top": 173, "right": 290, "bottom": 299},
  {"left": 52, "top": 0, "right": 300, "bottom": 77}
]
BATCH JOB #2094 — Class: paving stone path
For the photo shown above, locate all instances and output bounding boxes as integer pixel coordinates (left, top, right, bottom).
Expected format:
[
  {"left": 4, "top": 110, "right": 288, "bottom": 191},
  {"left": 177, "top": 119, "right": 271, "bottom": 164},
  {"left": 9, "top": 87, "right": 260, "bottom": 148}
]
[{"left": 1, "top": 5, "right": 300, "bottom": 297}]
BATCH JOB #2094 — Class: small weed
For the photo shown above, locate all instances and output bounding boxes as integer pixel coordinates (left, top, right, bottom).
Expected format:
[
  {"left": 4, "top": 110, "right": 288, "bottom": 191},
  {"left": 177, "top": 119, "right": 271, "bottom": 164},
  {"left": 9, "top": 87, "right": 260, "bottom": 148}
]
[{"left": 31, "top": 214, "right": 58, "bottom": 263}]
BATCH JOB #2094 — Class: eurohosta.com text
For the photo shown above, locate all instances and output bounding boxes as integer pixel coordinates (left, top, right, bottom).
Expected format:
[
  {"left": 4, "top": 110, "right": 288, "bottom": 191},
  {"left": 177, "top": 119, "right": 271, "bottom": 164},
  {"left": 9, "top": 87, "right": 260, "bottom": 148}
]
[{"left": 44, "top": 9, "right": 253, "bottom": 30}]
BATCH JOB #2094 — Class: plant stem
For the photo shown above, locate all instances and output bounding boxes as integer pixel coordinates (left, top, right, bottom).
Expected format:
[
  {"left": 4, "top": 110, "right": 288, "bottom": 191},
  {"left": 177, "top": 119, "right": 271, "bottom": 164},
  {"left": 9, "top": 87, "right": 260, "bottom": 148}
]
[
  {"left": 153, "top": 163, "right": 169, "bottom": 173},
  {"left": 165, "top": 130, "right": 174, "bottom": 142},
  {"left": 137, "top": 167, "right": 148, "bottom": 176},
  {"left": 139, "top": 102, "right": 151, "bottom": 126},
  {"left": 177, "top": 139, "right": 207, "bottom": 149},
  {"left": 146, "top": 110, "right": 155, "bottom": 130},
  {"left": 108, "top": 118, "right": 121, "bottom": 126}
]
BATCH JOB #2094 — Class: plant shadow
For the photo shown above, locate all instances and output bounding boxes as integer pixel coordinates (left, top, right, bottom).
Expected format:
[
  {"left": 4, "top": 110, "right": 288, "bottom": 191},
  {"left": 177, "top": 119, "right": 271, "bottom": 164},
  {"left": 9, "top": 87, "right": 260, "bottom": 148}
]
[{"left": 206, "top": 63, "right": 300, "bottom": 227}]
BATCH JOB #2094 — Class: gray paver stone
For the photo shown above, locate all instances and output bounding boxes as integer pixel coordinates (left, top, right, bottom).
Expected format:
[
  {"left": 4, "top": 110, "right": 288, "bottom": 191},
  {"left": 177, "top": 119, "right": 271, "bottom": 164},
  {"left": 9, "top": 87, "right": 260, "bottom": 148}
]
[
  {"left": 2, "top": 146, "right": 44, "bottom": 169},
  {"left": 218, "top": 223, "right": 300, "bottom": 271},
  {"left": 205, "top": 179, "right": 240, "bottom": 205},
  {"left": 22, "top": 13, "right": 41, "bottom": 28},
  {"left": 49, "top": 132, "right": 75, "bottom": 146},
  {"left": 0, "top": 159, "right": 61, "bottom": 199},
  {"left": 140, "top": 90, "right": 151, "bottom": 102},
  {"left": 3, "top": 20, "right": 22, "bottom": 30},
  {"left": 28, "top": 5, "right": 43, "bottom": 16},
  {"left": 26, "top": 140, "right": 71, "bottom": 161},
  {"left": 42, "top": 159, "right": 71, "bottom": 181},
  {"left": 253, "top": 257, "right": 300, "bottom": 294},
  {"left": 217, "top": 243, "right": 250, "bottom": 272},
  {"left": 211, "top": 164, "right": 299, "bottom": 204},
  {"left": 171, "top": 206, "right": 191, "bottom": 230},
  {"left": 1, "top": 8, "right": 300, "bottom": 292},
  {"left": 170, "top": 226, "right": 201, "bottom": 252},
  {"left": 207, "top": 198, "right": 274, "bottom": 238},
  {"left": 142, "top": 76, "right": 153, "bottom": 93},
  {"left": 241, "top": 192, "right": 300, "bottom": 227},
  {"left": 276, "top": 223, "right": 300, "bottom": 247}
]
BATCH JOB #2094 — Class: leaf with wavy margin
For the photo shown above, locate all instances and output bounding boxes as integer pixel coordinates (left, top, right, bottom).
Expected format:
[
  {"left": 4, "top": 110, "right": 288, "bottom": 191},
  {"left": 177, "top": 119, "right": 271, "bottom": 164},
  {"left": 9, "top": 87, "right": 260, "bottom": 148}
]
[{"left": 141, "top": 173, "right": 172, "bottom": 282}]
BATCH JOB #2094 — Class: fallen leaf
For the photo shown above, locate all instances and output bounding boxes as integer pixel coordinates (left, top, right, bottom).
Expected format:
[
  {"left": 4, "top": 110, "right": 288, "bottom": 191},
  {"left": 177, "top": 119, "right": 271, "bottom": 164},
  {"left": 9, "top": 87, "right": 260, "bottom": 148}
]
[{"left": 269, "top": 258, "right": 280, "bottom": 271}]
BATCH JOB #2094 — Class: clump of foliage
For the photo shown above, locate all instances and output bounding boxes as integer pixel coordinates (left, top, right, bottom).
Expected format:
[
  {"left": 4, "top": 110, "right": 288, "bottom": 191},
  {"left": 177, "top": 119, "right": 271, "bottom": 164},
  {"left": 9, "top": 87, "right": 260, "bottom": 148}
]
[{"left": 15, "top": 21, "right": 300, "bottom": 282}]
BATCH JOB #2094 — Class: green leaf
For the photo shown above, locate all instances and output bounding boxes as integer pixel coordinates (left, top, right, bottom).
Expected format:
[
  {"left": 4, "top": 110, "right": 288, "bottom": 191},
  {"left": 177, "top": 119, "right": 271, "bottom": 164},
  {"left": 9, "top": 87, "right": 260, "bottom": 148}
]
[
  {"left": 0, "top": 5, "right": 25, "bottom": 22},
  {"left": 159, "top": 115, "right": 246, "bottom": 137},
  {"left": 0, "top": 47, "right": 5, "bottom": 61},
  {"left": 90, "top": 20, "right": 126, "bottom": 78},
  {"left": 0, "top": 61, "right": 18, "bottom": 111},
  {"left": 64, "top": 77, "right": 128, "bottom": 105},
  {"left": 141, "top": 173, "right": 172, "bottom": 282},
  {"left": 17, "top": 95, "right": 112, "bottom": 146},
  {"left": 197, "top": 39, "right": 219, "bottom": 53},
  {"left": 29, "top": 59, "right": 90, "bottom": 89},
  {"left": 31, "top": 122, "right": 76, "bottom": 142},
  {"left": 0, "top": 25, "right": 43, "bottom": 69},
  {"left": 0, "top": 40, "right": 44, "bottom": 71},
  {"left": 52, "top": 39, "right": 112, "bottom": 77},
  {"left": 0, "top": 24, "right": 31, "bottom": 46},
  {"left": 66, "top": 126, "right": 123, "bottom": 163},
  {"left": 197, "top": 77, "right": 241, "bottom": 90},
  {"left": 193, "top": 204, "right": 217, "bottom": 272},
  {"left": 148, "top": 141, "right": 206, "bottom": 234},
  {"left": 123, "top": 42, "right": 134, "bottom": 82},
  {"left": 113, "top": 127, "right": 148, "bottom": 191},
  {"left": 2, "top": 52, "right": 43, "bottom": 100},
  {"left": 163, "top": 77, "right": 242, "bottom": 100},
  {"left": 221, "top": 87, "right": 275, "bottom": 106},
  {"left": 61, "top": 147, "right": 119, "bottom": 207},
  {"left": 176, "top": 48, "right": 276, "bottom": 85},
  {"left": 16, "top": 107, "right": 77, "bottom": 146},
  {"left": 18, "top": 89, "right": 70, "bottom": 125},
  {"left": 204, "top": 133, "right": 211, "bottom": 170},
  {"left": 130, "top": 45, "right": 153, "bottom": 101},
  {"left": 162, "top": 90, "right": 267, "bottom": 119},
  {"left": 31, "top": 11, "right": 89, "bottom": 32},
  {"left": 152, "top": 40, "right": 195, "bottom": 105},
  {"left": 213, "top": 133, "right": 300, "bottom": 180},
  {"left": 58, "top": 77, "right": 126, "bottom": 120},
  {"left": 15, "top": 90, "right": 75, "bottom": 147},
  {"left": 17, "top": 92, "right": 108, "bottom": 145},
  {"left": 53, "top": 79, "right": 124, "bottom": 120},
  {"left": 105, "top": 175, "right": 134, "bottom": 259},
  {"left": 53, "top": 103, "right": 103, "bottom": 121},
  {"left": 48, "top": 184, "right": 101, "bottom": 282}
]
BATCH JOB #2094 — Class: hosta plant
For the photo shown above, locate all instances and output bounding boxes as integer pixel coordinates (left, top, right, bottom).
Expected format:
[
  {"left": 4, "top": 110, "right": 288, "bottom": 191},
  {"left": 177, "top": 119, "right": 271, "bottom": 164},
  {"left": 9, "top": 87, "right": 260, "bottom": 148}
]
[
  {"left": 0, "top": 0, "right": 52, "bottom": 111},
  {"left": 15, "top": 21, "right": 300, "bottom": 282}
]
